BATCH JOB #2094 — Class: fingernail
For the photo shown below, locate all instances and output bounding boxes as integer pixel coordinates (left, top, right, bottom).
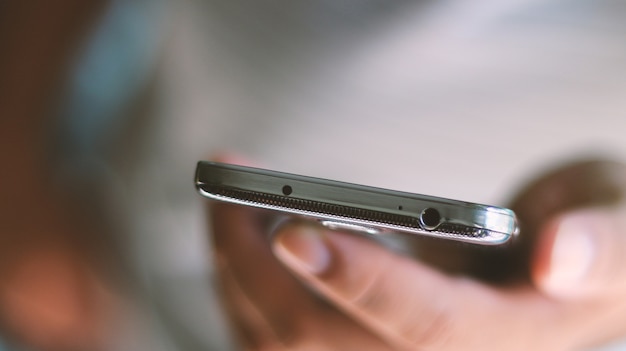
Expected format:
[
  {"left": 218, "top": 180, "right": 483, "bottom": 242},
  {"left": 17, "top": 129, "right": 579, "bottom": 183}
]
[
  {"left": 542, "top": 214, "right": 597, "bottom": 297},
  {"left": 273, "top": 226, "right": 331, "bottom": 275}
]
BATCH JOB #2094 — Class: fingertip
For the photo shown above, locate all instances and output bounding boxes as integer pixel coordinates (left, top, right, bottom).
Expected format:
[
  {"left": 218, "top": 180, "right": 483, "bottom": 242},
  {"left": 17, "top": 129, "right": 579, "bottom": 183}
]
[
  {"left": 210, "top": 152, "right": 258, "bottom": 167},
  {"left": 531, "top": 218, "right": 559, "bottom": 292},
  {"left": 272, "top": 224, "right": 332, "bottom": 276},
  {"left": 532, "top": 210, "right": 620, "bottom": 299}
]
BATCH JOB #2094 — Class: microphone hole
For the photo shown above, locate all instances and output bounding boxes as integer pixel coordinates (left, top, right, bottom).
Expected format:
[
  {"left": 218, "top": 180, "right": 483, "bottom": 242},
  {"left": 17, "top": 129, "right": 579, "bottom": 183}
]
[{"left": 282, "top": 185, "right": 293, "bottom": 196}]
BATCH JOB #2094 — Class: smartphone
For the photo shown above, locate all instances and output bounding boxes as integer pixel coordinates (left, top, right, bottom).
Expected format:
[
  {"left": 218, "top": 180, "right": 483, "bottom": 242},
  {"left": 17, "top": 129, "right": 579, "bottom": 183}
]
[{"left": 195, "top": 161, "right": 519, "bottom": 245}]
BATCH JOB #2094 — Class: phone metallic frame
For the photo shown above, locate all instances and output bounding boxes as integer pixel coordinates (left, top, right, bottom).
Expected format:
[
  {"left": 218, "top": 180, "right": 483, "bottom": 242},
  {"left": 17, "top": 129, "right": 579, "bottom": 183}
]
[{"left": 195, "top": 161, "right": 519, "bottom": 245}]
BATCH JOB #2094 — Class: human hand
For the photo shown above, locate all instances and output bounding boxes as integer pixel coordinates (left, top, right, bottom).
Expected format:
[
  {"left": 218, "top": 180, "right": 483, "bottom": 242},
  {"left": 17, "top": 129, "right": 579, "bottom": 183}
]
[
  {"left": 0, "top": 193, "right": 118, "bottom": 351},
  {"left": 209, "top": 157, "right": 626, "bottom": 350}
]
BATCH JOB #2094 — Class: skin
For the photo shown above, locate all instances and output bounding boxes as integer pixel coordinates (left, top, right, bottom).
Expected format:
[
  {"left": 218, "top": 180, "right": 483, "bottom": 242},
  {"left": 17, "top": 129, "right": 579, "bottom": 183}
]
[
  {"left": 0, "top": 2, "right": 117, "bottom": 350},
  {"left": 209, "top": 156, "right": 626, "bottom": 351}
]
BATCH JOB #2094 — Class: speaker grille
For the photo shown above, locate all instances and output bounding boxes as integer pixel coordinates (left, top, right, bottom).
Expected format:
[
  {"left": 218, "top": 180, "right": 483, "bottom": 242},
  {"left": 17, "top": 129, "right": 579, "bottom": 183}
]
[{"left": 203, "top": 185, "right": 490, "bottom": 239}]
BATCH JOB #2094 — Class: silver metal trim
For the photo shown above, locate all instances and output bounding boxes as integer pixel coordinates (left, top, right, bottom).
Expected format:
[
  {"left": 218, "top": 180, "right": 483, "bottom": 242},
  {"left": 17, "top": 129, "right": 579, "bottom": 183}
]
[{"left": 199, "top": 188, "right": 511, "bottom": 245}]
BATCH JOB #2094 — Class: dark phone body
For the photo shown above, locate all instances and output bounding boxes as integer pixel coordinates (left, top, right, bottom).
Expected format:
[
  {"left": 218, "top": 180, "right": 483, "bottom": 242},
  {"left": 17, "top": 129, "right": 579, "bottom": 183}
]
[{"left": 195, "top": 161, "right": 518, "bottom": 245}]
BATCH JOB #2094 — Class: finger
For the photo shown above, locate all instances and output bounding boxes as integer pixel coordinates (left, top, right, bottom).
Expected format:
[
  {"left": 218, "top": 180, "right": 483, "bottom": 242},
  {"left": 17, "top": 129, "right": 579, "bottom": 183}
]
[
  {"left": 0, "top": 247, "right": 115, "bottom": 351},
  {"left": 507, "top": 159, "right": 626, "bottom": 285},
  {"left": 208, "top": 153, "right": 306, "bottom": 340},
  {"left": 211, "top": 203, "right": 307, "bottom": 343},
  {"left": 532, "top": 207, "right": 626, "bottom": 299},
  {"left": 215, "top": 260, "right": 289, "bottom": 351},
  {"left": 210, "top": 152, "right": 262, "bottom": 168},
  {"left": 211, "top": 206, "right": 394, "bottom": 350},
  {"left": 206, "top": 155, "right": 396, "bottom": 349},
  {"left": 272, "top": 225, "right": 568, "bottom": 351}
]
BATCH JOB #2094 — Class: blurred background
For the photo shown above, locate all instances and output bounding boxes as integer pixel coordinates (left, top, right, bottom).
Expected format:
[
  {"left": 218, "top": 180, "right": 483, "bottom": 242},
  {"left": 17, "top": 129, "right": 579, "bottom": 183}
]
[{"left": 1, "top": 0, "right": 626, "bottom": 350}]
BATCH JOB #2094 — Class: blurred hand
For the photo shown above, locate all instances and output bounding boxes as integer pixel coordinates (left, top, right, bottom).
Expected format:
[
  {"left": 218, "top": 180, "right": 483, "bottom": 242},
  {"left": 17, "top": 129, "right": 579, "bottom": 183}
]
[
  {"left": 0, "top": 197, "right": 118, "bottom": 351},
  {"left": 208, "top": 157, "right": 626, "bottom": 350},
  {"left": 0, "top": 155, "right": 122, "bottom": 351},
  {"left": 0, "top": 1, "right": 114, "bottom": 349}
]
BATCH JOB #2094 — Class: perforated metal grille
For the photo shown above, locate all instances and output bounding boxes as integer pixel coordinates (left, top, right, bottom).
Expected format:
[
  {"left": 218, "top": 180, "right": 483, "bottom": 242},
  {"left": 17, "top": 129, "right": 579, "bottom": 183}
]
[{"left": 202, "top": 185, "right": 490, "bottom": 238}]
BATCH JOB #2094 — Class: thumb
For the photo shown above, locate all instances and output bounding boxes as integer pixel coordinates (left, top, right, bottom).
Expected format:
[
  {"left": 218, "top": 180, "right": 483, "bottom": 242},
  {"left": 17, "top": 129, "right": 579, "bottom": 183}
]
[{"left": 533, "top": 207, "right": 626, "bottom": 299}]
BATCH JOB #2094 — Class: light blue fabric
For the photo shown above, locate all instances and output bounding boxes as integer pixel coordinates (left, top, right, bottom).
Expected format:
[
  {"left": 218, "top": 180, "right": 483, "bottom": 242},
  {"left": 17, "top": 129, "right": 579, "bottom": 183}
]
[
  {"left": 0, "top": 338, "right": 24, "bottom": 351},
  {"left": 58, "top": 0, "right": 164, "bottom": 157}
]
